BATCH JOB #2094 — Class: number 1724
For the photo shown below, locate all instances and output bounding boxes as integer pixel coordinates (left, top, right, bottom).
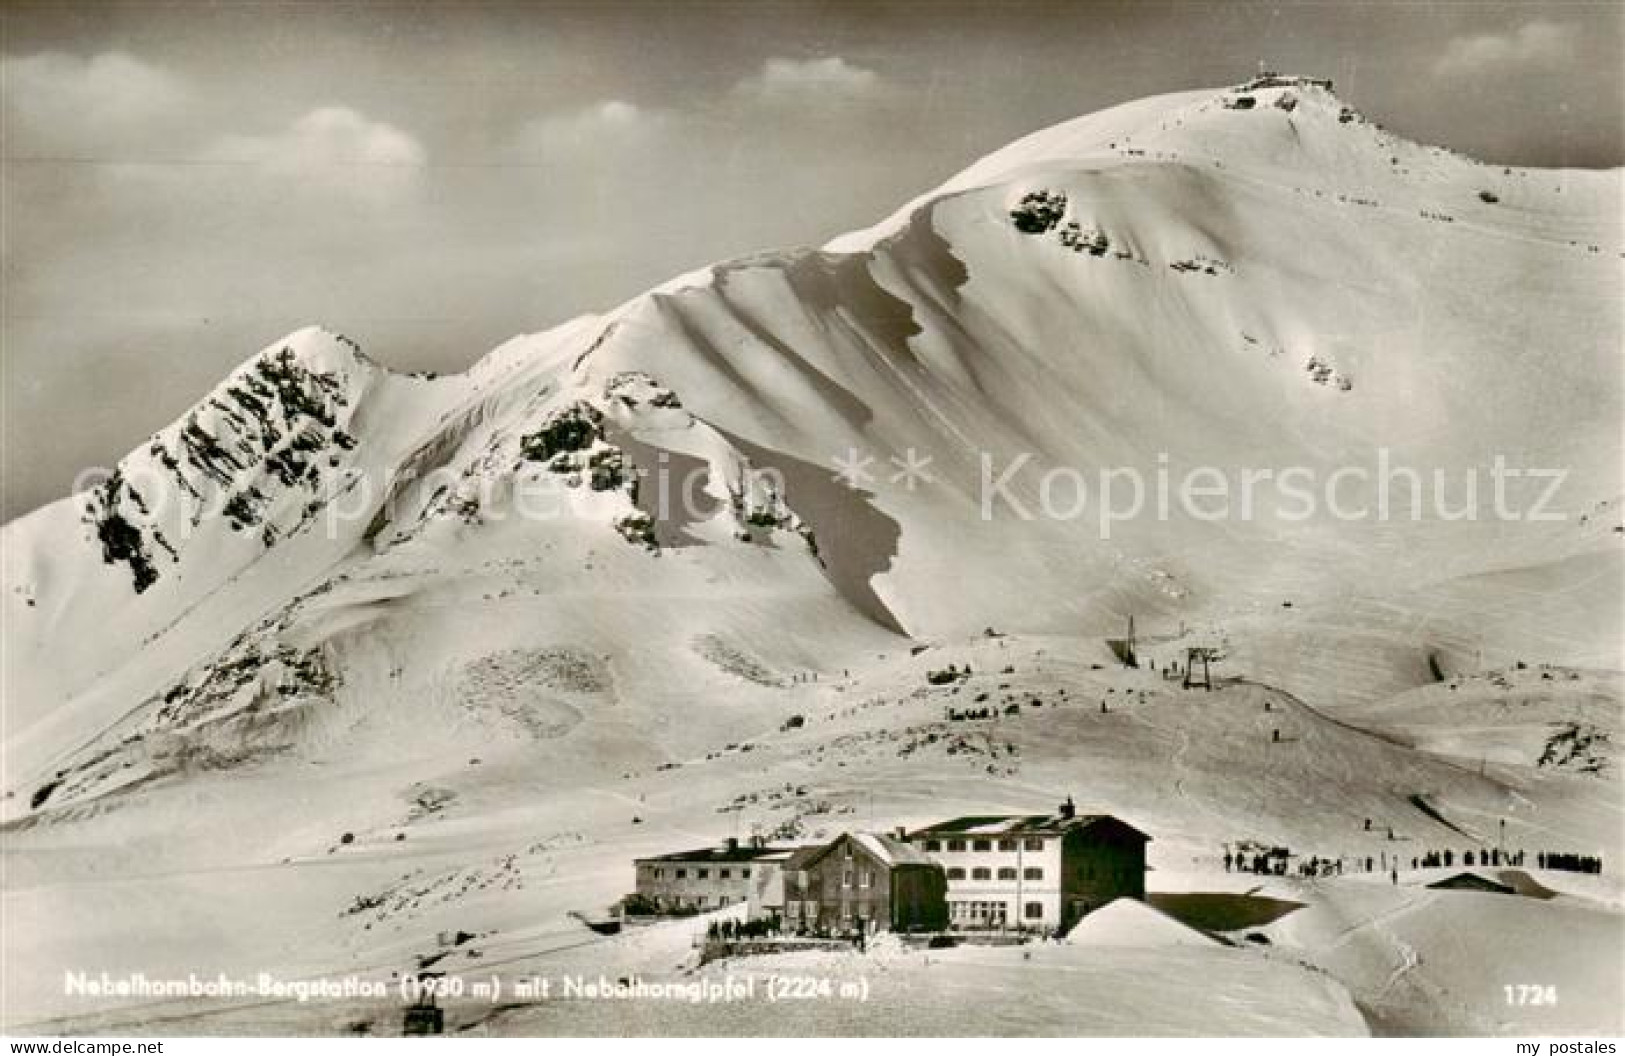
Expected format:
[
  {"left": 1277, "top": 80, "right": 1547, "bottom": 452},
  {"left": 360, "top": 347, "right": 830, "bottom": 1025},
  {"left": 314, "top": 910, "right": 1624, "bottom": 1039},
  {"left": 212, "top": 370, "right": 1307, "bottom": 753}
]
[{"left": 1504, "top": 984, "right": 1557, "bottom": 1006}]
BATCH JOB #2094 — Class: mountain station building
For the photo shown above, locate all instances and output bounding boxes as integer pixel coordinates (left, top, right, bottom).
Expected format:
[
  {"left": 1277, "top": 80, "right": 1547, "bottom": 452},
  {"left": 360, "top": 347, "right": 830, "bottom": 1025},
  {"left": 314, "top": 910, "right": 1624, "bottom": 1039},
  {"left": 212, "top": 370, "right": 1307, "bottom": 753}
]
[
  {"left": 904, "top": 799, "right": 1149, "bottom": 933},
  {"left": 781, "top": 831, "right": 949, "bottom": 935},
  {"left": 632, "top": 839, "right": 796, "bottom": 916}
]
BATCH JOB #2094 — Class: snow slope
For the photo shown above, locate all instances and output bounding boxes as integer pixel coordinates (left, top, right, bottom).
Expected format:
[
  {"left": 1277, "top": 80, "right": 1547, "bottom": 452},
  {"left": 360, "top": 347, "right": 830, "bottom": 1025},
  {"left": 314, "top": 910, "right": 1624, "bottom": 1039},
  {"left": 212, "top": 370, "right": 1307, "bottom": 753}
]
[{"left": 1065, "top": 896, "right": 1218, "bottom": 947}]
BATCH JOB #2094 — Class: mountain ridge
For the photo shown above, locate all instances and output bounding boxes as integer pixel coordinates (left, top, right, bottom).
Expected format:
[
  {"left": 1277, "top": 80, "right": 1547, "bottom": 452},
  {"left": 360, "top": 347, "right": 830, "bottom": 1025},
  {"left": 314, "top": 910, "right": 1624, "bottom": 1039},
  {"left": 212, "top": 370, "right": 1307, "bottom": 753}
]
[
  {"left": 3, "top": 75, "right": 1620, "bottom": 817},
  {"left": 3, "top": 77, "right": 1622, "bottom": 1038}
]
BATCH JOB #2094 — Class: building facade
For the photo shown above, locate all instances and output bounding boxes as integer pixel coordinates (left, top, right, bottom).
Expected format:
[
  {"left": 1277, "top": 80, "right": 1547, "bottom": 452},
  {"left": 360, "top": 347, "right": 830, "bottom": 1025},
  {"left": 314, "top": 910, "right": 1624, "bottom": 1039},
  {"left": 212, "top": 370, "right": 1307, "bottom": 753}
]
[
  {"left": 781, "top": 831, "right": 948, "bottom": 935},
  {"left": 632, "top": 839, "right": 794, "bottom": 914},
  {"left": 906, "top": 800, "right": 1148, "bottom": 934}
]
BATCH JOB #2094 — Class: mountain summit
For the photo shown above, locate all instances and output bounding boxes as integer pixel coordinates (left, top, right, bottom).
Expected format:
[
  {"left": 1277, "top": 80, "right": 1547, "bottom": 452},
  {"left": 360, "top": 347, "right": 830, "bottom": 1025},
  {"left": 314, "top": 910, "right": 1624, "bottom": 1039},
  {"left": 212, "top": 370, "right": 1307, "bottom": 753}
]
[
  {"left": 3, "top": 78, "right": 1620, "bottom": 815},
  {"left": 3, "top": 77, "right": 1622, "bottom": 1038}
]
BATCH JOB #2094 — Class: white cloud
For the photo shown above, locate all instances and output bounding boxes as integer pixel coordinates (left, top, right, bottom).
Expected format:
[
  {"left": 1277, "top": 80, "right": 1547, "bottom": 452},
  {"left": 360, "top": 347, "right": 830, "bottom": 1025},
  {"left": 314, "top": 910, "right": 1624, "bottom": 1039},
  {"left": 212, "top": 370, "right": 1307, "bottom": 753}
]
[
  {"left": 205, "top": 106, "right": 425, "bottom": 167},
  {"left": 202, "top": 107, "right": 427, "bottom": 202},
  {"left": 733, "top": 56, "right": 883, "bottom": 105},
  {"left": 588, "top": 99, "right": 643, "bottom": 128},
  {"left": 1433, "top": 20, "right": 1580, "bottom": 79},
  {"left": 513, "top": 99, "right": 662, "bottom": 156},
  {"left": 1, "top": 51, "right": 188, "bottom": 153}
]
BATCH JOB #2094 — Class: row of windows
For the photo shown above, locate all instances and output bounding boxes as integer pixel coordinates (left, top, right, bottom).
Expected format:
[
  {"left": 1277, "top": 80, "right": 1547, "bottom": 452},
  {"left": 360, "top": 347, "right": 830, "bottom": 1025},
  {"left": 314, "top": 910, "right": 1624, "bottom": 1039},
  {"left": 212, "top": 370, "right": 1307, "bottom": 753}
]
[
  {"left": 949, "top": 900, "right": 1045, "bottom": 920},
  {"left": 649, "top": 866, "right": 751, "bottom": 881},
  {"left": 655, "top": 894, "right": 736, "bottom": 909},
  {"left": 944, "top": 866, "right": 1043, "bottom": 881},
  {"left": 785, "top": 900, "right": 866, "bottom": 920},
  {"left": 786, "top": 868, "right": 876, "bottom": 892},
  {"left": 922, "top": 837, "right": 1046, "bottom": 853}
]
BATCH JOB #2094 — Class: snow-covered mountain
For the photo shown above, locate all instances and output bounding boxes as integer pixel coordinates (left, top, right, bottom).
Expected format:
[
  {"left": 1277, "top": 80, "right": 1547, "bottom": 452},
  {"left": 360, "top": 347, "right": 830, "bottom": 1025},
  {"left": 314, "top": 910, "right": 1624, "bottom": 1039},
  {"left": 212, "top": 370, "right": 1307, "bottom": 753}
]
[
  {"left": 6, "top": 75, "right": 1618, "bottom": 808},
  {"left": 3, "top": 78, "right": 1621, "bottom": 1035}
]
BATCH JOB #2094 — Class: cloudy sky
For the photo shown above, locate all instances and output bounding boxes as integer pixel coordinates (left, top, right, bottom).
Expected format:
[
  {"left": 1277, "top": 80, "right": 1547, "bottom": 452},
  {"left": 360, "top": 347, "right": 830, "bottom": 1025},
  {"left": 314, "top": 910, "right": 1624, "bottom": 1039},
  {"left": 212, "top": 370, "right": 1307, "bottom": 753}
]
[{"left": 3, "top": 0, "right": 1621, "bottom": 521}]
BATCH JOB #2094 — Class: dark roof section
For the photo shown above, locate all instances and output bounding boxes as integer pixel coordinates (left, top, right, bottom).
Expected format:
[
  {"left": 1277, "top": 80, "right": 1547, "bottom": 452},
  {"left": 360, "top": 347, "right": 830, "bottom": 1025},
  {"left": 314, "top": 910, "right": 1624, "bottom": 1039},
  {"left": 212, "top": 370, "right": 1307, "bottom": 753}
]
[
  {"left": 634, "top": 843, "right": 797, "bottom": 864},
  {"left": 1427, "top": 871, "right": 1516, "bottom": 895},
  {"left": 784, "top": 844, "right": 824, "bottom": 871},
  {"left": 909, "top": 813, "right": 1150, "bottom": 842},
  {"left": 910, "top": 814, "right": 1049, "bottom": 834}
]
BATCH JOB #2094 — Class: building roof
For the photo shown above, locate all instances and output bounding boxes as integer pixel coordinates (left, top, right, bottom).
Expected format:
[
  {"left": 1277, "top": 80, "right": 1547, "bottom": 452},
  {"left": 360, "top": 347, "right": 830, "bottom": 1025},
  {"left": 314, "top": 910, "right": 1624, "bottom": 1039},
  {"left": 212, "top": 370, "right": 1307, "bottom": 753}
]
[
  {"left": 785, "top": 832, "right": 942, "bottom": 872},
  {"left": 909, "top": 812, "right": 1149, "bottom": 841},
  {"left": 783, "top": 844, "right": 824, "bottom": 871},
  {"left": 852, "top": 832, "right": 937, "bottom": 867},
  {"left": 634, "top": 843, "right": 797, "bottom": 865},
  {"left": 912, "top": 814, "right": 1051, "bottom": 835},
  {"left": 1426, "top": 871, "right": 1516, "bottom": 894}
]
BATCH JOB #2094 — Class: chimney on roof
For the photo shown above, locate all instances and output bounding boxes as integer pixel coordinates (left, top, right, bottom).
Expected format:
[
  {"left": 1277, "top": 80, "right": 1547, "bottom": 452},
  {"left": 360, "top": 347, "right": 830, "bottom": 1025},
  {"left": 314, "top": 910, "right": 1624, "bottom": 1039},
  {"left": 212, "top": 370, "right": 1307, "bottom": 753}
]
[
  {"left": 895, "top": 826, "right": 908, "bottom": 841},
  {"left": 1059, "top": 796, "right": 1076, "bottom": 820},
  {"left": 725, "top": 837, "right": 739, "bottom": 852}
]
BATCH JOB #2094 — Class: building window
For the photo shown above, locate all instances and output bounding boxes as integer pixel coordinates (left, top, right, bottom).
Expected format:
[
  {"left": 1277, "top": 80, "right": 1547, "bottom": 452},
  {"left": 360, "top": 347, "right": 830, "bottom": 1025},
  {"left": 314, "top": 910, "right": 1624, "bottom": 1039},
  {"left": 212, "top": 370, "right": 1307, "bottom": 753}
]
[
  {"left": 946, "top": 867, "right": 966, "bottom": 880},
  {"left": 997, "top": 839, "right": 1017, "bottom": 852},
  {"left": 861, "top": 869, "right": 873, "bottom": 889},
  {"left": 697, "top": 869, "right": 709, "bottom": 879},
  {"left": 947, "top": 839, "right": 966, "bottom": 852},
  {"left": 653, "top": 868, "right": 665, "bottom": 879},
  {"left": 1025, "top": 901, "right": 1044, "bottom": 919},
  {"left": 720, "top": 869, "right": 731, "bottom": 879},
  {"left": 698, "top": 895, "right": 709, "bottom": 907},
  {"left": 1024, "top": 867, "right": 1043, "bottom": 881},
  {"left": 962, "top": 900, "right": 1007, "bottom": 925},
  {"left": 972, "top": 839, "right": 992, "bottom": 852},
  {"left": 997, "top": 867, "right": 1017, "bottom": 880},
  {"left": 1024, "top": 838, "right": 1044, "bottom": 852},
  {"left": 741, "top": 869, "right": 751, "bottom": 879},
  {"left": 972, "top": 867, "right": 992, "bottom": 880},
  {"left": 843, "top": 869, "right": 854, "bottom": 887},
  {"left": 675, "top": 869, "right": 687, "bottom": 879},
  {"left": 924, "top": 839, "right": 942, "bottom": 852}
]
